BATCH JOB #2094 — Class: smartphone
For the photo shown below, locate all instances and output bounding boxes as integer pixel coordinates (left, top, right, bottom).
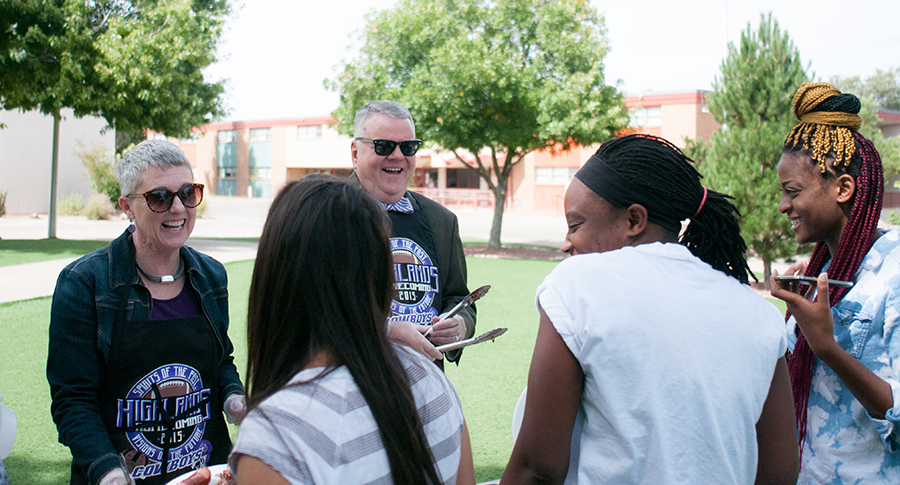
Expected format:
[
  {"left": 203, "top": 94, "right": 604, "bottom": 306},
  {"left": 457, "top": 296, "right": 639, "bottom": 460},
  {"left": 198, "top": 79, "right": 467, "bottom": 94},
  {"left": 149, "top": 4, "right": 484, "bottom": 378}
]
[{"left": 774, "top": 275, "right": 854, "bottom": 288}]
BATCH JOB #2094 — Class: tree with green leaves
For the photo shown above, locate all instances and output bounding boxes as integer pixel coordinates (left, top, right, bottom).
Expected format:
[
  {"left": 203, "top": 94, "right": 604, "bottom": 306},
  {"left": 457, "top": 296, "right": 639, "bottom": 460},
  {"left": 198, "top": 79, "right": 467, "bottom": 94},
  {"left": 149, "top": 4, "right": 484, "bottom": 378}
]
[
  {"left": 327, "top": 0, "right": 628, "bottom": 248},
  {"left": 830, "top": 67, "right": 900, "bottom": 111},
  {"left": 0, "top": 0, "right": 230, "bottom": 237},
  {"left": 829, "top": 70, "right": 900, "bottom": 180},
  {"left": 694, "top": 13, "right": 809, "bottom": 284}
]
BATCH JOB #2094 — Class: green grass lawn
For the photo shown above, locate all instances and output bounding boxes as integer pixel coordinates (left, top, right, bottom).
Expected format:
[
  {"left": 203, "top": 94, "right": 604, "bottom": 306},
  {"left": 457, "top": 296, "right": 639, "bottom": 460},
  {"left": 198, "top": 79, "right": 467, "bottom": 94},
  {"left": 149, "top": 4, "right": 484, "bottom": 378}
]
[
  {"left": 0, "top": 256, "right": 557, "bottom": 484},
  {"left": 0, "top": 249, "right": 788, "bottom": 484},
  {"left": 0, "top": 238, "right": 263, "bottom": 268},
  {"left": 0, "top": 239, "right": 109, "bottom": 267}
]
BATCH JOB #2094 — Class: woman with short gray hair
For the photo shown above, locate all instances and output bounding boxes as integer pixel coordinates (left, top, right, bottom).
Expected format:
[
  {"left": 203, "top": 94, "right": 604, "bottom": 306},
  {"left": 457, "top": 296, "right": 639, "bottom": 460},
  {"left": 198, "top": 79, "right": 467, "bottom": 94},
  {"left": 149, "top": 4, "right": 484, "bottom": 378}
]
[{"left": 48, "top": 140, "right": 247, "bottom": 485}]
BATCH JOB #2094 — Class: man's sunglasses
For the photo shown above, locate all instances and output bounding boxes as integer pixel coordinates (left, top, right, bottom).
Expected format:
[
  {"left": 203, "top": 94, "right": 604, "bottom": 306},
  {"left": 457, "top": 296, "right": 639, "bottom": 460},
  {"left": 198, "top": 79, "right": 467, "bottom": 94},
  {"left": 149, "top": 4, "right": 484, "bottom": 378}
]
[
  {"left": 126, "top": 183, "right": 204, "bottom": 213},
  {"left": 355, "top": 138, "right": 423, "bottom": 156}
]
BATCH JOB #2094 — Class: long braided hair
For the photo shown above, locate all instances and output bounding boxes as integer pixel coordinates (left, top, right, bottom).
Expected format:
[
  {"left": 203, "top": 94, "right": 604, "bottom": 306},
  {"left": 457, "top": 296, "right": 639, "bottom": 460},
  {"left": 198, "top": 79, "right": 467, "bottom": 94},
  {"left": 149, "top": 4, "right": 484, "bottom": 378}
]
[
  {"left": 782, "top": 82, "right": 884, "bottom": 453},
  {"left": 593, "top": 133, "right": 753, "bottom": 283}
]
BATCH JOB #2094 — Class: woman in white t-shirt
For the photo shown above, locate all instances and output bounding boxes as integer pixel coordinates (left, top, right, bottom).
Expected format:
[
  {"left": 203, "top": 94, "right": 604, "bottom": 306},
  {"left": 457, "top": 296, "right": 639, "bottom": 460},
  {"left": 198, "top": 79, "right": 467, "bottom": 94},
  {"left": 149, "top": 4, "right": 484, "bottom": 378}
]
[
  {"left": 502, "top": 134, "right": 798, "bottom": 484},
  {"left": 230, "top": 175, "right": 475, "bottom": 484}
]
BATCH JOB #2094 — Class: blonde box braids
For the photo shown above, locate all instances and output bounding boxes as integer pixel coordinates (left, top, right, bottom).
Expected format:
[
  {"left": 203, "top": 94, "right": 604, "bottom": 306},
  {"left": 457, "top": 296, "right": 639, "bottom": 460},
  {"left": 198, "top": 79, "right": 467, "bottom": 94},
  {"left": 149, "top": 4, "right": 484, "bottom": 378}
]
[{"left": 784, "top": 82, "right": 862, "bottom": 173}]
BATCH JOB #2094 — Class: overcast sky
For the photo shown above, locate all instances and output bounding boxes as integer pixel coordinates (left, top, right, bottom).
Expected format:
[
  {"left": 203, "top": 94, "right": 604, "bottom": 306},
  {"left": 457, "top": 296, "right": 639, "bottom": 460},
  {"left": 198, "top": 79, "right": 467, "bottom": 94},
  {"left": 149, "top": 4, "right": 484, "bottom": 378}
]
[{"left": 204, "top": 0, "right": 900, "bottom": 122}]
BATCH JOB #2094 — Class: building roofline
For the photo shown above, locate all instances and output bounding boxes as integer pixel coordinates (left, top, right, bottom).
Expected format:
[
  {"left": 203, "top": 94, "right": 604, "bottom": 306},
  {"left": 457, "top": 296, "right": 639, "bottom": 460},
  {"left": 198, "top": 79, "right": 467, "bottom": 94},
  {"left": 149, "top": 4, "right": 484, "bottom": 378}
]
[
  {"left": 147, "top": 116, "right": 339, "bottom": 137},
  {"left": 204, "top": 116, "right": 337, "bottom": 131},
  {"left": 624, "top": 90, "right": 710, "bottom": 108},
  {"left": 877, "top": 109, "right": 900, "bottom": 124}
]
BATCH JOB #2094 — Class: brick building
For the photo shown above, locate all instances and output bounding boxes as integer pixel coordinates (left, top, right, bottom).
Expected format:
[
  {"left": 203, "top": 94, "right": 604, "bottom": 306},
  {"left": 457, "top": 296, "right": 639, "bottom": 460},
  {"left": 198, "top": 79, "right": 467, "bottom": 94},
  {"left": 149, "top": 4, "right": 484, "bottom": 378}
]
[{"left": 163, "top": 91, "right": 900, "bottom": 215}]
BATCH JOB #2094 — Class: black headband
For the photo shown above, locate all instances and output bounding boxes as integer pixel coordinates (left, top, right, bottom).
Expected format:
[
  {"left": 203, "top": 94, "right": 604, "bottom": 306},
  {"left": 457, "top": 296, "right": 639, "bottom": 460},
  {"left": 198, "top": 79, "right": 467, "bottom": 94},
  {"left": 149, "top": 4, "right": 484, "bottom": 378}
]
[{"left": 574, "top": 153, "right": 684, "bottom": 234}]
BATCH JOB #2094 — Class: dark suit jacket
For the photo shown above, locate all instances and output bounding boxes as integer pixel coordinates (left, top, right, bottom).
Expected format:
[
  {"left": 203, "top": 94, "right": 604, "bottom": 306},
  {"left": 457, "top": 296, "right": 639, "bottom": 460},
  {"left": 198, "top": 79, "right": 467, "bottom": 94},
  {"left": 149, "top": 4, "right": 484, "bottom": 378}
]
[{"left": 349, "top": 172, "right": 476, "bottom": 364}]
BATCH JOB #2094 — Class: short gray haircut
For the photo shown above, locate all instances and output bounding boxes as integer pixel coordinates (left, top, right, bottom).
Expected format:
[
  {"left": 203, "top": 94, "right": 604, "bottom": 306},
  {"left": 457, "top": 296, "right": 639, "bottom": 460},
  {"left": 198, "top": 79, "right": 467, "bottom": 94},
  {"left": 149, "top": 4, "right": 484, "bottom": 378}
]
[
  {"left": 115, "top": 140, "right": 193, "bottom": 196},
  {"left": 353, "top": 100, "right": 416, "bottom": 138}
]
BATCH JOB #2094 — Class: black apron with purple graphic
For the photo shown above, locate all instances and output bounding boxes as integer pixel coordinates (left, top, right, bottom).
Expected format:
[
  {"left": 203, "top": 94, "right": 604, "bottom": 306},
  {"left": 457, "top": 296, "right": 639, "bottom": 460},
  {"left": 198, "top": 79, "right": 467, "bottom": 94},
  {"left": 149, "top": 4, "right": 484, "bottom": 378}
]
[
  {"left": 388, "top": 206, "right": 443, "bottom": 327},
  {"left": 98, "top": 275, "right": 231, "bottom": 484}
]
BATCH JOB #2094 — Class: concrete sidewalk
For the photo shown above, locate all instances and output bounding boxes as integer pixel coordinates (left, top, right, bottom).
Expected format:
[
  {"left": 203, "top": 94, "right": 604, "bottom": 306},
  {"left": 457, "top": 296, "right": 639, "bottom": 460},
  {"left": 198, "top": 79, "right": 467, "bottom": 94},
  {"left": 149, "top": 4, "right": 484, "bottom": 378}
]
[
  {"left": 0, "top": 195, "right": 793, "bottom": 303},
  {"left": 0, "top": 238, "right": 261, "bottom": 304},
  {"left": 0, "top": 196, "right": 570, "bottom": 303}
]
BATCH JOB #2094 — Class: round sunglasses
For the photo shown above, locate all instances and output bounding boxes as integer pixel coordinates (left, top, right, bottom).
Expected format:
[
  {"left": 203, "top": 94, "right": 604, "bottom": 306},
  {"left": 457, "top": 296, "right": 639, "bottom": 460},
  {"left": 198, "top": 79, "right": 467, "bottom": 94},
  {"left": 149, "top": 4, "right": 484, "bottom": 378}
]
[
  {"left": 126, "top": 183, "right": 205, "bottom": 213},
  {"left": 355, "top": 137, "right": 423, "bottom": 156}
]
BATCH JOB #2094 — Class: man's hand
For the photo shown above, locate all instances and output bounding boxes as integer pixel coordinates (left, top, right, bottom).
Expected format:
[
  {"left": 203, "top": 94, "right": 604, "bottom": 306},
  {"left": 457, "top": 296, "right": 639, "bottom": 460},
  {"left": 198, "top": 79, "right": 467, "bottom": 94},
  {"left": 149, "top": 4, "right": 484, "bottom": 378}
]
[
  {"left": 428, "top": 315, "right": 467, "bottom": 346},
  {"left": 224, "top": 393, "right": 247, "bottom": 425},
  {"left": 389, "top": 320, "right": 443, "bottom": 361},
  {"left": 99, "top": 468, "right": 132, "bottom": 485}
]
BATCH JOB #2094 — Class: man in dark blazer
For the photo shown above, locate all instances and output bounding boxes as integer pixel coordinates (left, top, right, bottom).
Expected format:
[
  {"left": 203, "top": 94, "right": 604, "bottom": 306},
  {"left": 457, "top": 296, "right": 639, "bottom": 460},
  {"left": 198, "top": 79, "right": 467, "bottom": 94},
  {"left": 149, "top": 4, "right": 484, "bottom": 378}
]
[{"left": 349, "top": 100, "right": 475, "bottom": 367}]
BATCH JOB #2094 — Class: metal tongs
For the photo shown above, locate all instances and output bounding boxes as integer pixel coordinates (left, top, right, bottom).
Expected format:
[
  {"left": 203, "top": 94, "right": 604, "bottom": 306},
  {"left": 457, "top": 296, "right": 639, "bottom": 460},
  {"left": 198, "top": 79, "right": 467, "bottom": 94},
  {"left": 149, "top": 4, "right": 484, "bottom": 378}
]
[
  {"left": 443, "top": 284, "right": 491, "bottom": 321},
  {"left": 436, "top": 327, "right": 508, "bottom": 353},
  {"left": 117, "top": 452, "right": 137, "bottom": 485},
  {"left": 424, "top": 285, "right": 491, "bottom": 337}
]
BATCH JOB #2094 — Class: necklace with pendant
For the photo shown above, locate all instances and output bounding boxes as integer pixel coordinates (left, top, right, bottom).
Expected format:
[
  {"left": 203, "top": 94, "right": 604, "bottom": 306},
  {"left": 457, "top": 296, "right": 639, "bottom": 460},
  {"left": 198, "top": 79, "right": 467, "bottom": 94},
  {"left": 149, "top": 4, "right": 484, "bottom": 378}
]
[{"left": 136, "top": 257, "right": 184, "bottom": 283}]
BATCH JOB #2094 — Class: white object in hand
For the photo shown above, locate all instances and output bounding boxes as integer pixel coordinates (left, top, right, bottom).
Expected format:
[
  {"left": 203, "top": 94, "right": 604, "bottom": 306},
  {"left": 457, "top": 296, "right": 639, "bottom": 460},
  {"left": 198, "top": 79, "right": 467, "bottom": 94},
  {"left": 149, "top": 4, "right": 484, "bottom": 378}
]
[
  {"left": 224, "top": 394, "right": 247, "bottom": 425},
  {"left": 99, "top": 468, "right": 131, "bottom": 485}
]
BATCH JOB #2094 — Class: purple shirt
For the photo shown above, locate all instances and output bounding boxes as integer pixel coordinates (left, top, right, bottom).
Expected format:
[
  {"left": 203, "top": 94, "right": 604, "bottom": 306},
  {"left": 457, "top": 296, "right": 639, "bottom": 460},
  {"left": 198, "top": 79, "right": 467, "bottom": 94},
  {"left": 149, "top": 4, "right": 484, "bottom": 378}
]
[{"left": 152, "top": 285, "right": 203, "bottom": 320}]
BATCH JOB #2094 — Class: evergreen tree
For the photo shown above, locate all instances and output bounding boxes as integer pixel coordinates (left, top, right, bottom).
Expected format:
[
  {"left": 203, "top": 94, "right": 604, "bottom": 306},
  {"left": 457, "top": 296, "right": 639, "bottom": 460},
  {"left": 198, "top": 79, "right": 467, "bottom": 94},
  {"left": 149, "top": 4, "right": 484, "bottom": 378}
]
[{"left": 697, "top": 13, "right": 809, "bottom": 283}]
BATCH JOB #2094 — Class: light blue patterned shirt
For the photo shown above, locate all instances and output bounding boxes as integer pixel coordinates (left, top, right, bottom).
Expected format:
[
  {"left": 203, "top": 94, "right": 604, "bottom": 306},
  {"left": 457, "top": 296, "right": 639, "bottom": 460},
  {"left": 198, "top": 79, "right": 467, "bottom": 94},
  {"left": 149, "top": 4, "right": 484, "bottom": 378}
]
[{"left": 787, "top": 228, "right": 900, "bottom": 484}]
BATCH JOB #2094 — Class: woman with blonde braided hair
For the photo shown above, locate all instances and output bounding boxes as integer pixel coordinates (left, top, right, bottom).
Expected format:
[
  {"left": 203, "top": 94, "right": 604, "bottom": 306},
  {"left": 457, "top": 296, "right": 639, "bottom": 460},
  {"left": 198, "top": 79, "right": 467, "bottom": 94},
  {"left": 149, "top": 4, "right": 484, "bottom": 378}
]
[{"left": 770, "top": 82, "right": 900, "bottom": 483}]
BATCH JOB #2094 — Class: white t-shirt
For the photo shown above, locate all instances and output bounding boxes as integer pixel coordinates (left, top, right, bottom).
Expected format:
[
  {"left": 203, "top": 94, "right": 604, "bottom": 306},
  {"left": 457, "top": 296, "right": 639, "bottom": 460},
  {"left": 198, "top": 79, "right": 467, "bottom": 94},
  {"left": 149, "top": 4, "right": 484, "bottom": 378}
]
[
  {"left": 230, "top": 345, "right": 464, "bottom": 484},
  {"left": 536, "top": 243, "right": 787, "bottom": 485}
]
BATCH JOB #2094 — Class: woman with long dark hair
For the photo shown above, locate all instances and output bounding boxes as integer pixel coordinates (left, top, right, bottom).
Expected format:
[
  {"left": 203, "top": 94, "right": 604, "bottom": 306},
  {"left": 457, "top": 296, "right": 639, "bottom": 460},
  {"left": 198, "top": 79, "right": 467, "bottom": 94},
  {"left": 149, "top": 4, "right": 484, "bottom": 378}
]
[
  {"left": 770, "top": 82, "right": 900, "bottom": 483},
  {"left": 502, "top": 134, "right": 798, "bottom": 484},
  {"left": 229, "top": 175, "right": 474, "bottom": 484}
]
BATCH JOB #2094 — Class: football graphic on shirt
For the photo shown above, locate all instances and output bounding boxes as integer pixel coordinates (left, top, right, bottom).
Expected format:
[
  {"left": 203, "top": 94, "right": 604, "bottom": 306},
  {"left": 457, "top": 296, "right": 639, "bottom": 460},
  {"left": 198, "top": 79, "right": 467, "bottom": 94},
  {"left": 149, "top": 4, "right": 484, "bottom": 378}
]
[
  {"left": 392, "top": 249, "right": 420, "bottom": 265},
  {"left": 122, "top": 449, "right": 148, "bottom": 471},
  {"left": 390, "top": 237, "right": 440, "bottom": 324},
  {"left": 117, "top": 363, "right": 214, "bottom": 481}
]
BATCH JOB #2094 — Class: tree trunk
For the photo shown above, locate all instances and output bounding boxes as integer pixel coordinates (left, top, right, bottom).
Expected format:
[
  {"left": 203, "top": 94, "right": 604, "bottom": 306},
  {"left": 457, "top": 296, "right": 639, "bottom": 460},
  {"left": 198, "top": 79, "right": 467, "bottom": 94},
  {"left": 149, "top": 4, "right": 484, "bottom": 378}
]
[
  {"left": 762, "top": 256, "right": 772, "bottom": 290},
  {"left": 488, "top": 177, "right": 508, "bottom": 249},
  {"left": 48, "top": 112, "right": 61, "bottom": 239}
]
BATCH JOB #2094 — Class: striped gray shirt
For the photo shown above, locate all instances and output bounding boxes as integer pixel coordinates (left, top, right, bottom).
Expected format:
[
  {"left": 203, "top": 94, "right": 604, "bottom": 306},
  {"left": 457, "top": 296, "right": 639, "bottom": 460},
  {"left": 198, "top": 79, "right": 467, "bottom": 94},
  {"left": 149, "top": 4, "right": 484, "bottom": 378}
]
[{"left": 230, "top": 345, "right": 465, "bottom": 484}]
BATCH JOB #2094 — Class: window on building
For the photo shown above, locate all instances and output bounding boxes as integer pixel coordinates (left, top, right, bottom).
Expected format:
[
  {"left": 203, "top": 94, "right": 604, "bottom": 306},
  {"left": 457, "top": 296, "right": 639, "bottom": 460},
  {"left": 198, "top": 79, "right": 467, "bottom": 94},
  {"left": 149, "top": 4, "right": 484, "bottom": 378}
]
[
  {"left": 152, "top": 133, "right": 167, "bottom": 140},
  {"left": 217, "top": 167, "right": 238, "bottom": 179},
  {"left": 414, "top": 168, "right": 439, "bottom": 188},
  {"left": 630, "top": 107, "right": 662, "bottom": 127},
  {"left": 535, "top": 167, "right": 578, "bottom": 185},
  {"left": 297, "top": 125, "right": 323, "bottom": 139},
  {"left": 447, "top": 168, "right": 479, "bottom": 188},
  {"left": 216, "top": 137, "right": 238, "bottom": 196},
  {"left": 217, "top": 130, "right": 236, "bottom": 143},
  {"left": 250, "top": 127, "right": 271, "bottom": 142},
  {"left": 248, "top": 137, "right": 272, "bottom": 198}
]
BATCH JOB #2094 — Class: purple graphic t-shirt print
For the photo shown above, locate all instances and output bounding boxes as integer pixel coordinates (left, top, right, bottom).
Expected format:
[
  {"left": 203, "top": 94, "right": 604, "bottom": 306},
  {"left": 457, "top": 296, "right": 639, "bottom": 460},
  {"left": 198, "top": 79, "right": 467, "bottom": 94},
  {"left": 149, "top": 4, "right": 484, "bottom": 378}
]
[
  {"left": 117, "top": 363, "right": 213, "bottom": 480},
  {"left": 390, "top": 237, "right": 440, "bottom": 325}
]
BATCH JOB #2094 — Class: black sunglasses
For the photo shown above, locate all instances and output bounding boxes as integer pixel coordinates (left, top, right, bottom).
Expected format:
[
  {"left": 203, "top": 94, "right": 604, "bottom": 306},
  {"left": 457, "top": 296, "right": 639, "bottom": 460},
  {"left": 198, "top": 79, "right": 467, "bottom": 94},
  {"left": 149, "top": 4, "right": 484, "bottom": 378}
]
[
  {"left": 126, "top": 183, "right": 204, "bottom": 213},
  {"left": 356, "top": 137, "right": 423, "bottom": 156}
]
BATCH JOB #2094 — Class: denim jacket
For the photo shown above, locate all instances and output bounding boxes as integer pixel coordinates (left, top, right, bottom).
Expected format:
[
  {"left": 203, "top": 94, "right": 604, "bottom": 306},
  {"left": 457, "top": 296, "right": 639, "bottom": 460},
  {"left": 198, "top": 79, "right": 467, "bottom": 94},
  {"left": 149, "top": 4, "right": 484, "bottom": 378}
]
[
  {"left": 788, "top": 228, "right": 900, "bottom": 484},
  {"left": 47, "top": 229, "right": 243, "bottom": 485}
]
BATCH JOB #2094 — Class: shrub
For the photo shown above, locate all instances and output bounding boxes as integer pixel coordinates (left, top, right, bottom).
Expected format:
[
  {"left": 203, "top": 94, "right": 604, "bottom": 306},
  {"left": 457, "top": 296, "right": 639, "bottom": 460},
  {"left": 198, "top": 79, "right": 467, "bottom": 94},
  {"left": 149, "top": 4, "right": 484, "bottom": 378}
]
[
  {"left": 83, "top": 193, "right": 115, "bottom": 220},
  {"left": 0, "top": 190, "right": 6, "bottom": 217},
  {"left": 58, "top": 194, "right": 85, "bottom": 216},
  {"left": 196, "top": 198, "right": 208, "bottom": 218},
  {"left": 891, "top": 209, "right": 900, "bottom": 226},
  {"left": 74, "top": 141, "right": 120, "bottom": 207}
]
